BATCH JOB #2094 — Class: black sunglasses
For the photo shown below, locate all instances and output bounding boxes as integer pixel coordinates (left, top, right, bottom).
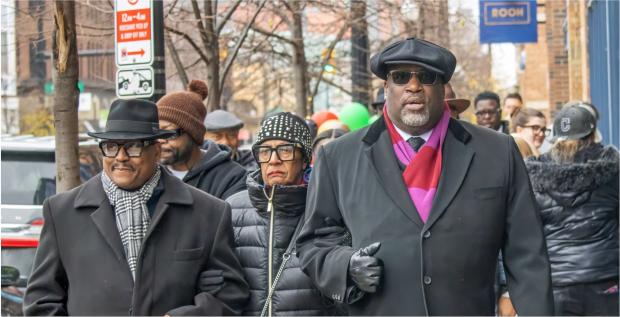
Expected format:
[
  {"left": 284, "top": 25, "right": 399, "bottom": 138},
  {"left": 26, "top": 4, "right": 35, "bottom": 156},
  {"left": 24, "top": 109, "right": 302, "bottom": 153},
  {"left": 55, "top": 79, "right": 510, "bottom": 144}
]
[
  {"left": 164, "top": 128, "right": 184, "bottom": 140},
  {"left": 388, "top": 70, "right": 439, "bottom": 86},
  {"left": 253, "top": 143, "right": 302, "bottom": 163},
  {"left": 99, "top": 140, "right": 156, "bottom": 158}
]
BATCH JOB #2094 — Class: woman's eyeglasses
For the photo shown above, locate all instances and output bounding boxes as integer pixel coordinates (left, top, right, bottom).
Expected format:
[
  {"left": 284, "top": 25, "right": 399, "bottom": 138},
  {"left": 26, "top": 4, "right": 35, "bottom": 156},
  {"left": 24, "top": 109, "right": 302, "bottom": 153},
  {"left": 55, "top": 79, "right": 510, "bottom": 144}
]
[
  {"left": 253, "top": 143, "right": 301, "bottom": 163},
  {"left": 521, "top": 125, "right": 551, "bottom": 136},
  {"left": 99, "top": 140, "right": 156, "bottom": 158},
  {"left": 388, "top": 70, "right": 439, "bottom": 86}
]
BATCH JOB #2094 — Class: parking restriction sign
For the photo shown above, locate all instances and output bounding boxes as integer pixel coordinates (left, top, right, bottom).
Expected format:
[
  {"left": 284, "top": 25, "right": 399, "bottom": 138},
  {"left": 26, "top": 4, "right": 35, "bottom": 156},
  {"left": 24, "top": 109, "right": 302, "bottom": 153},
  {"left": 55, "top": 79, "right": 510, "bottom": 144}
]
[{"left": 115, "top": 0, "right": 153, "bottom": 66}]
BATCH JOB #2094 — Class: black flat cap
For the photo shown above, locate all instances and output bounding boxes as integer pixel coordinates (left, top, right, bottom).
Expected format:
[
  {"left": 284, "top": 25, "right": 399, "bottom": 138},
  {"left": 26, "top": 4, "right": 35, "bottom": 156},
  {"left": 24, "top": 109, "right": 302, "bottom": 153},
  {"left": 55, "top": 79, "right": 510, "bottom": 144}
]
[{"left": 370, "top": 37, "right": 457, "bottom": 83}]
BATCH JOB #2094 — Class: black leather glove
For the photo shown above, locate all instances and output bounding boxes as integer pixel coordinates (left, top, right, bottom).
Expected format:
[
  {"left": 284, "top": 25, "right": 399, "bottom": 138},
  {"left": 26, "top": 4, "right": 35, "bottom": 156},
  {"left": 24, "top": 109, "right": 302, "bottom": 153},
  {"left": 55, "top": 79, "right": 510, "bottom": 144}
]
[
  {"left": 199, "top": 269, "right": 224, "bottom": 295},
  {"left": 348, "top": 242, "right": 382, "bottom": 293}
]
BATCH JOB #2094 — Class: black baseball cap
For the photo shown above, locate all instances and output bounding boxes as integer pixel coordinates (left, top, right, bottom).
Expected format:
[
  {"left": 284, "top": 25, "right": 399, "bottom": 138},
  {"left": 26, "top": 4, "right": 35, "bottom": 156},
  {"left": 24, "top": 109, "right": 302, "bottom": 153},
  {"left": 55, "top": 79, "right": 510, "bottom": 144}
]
[{"left": 552, "top": 103, "right": 597, "bottom": 141}]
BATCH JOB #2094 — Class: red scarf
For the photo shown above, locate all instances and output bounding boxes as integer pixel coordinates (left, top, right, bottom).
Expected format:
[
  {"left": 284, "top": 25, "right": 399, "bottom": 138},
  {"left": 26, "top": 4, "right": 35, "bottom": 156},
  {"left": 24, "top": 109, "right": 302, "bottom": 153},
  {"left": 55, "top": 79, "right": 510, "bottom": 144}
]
[{"left": 383, "top": 104, "right": 451, "bottom": 222}]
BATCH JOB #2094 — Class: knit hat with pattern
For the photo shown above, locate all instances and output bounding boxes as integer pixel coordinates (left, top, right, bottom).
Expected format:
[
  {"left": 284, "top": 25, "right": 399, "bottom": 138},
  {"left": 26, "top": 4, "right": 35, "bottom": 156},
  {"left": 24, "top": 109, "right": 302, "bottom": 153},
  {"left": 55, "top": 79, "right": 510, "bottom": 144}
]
[
  {"left": 156, "top": 80, "right": 208, "bottom": 144},
  {"left": 254, "top": 112, "right": 313, "bottom": 162}
]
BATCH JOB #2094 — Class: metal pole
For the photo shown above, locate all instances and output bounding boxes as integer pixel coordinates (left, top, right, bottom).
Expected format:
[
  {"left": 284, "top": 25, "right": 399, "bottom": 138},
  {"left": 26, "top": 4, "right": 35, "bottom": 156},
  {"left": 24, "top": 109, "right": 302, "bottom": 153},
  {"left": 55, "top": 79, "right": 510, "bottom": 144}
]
[{"left": 151, "top": 0, "right": 166, "bottom": 102}]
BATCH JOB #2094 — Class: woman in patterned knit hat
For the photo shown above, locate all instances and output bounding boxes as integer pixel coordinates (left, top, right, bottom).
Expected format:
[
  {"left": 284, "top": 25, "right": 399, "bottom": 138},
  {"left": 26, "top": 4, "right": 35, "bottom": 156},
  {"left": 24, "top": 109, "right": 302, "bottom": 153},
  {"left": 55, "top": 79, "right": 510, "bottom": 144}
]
[{"left": 199, "top": 112, "right": 348, "bottom": 316}]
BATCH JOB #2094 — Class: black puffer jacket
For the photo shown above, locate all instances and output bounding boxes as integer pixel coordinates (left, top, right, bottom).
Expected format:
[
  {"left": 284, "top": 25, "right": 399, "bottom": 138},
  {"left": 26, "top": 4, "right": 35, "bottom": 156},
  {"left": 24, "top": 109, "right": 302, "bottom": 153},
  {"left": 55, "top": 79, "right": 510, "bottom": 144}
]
[
  {"left": 526, "top": 143, "right": 619, "bottom": 286},
  {"left": 184, "top": 141, "right": 247, "bottom": 200},
  {"left": 226, "top": 171, "right": 339, "bottom": 316}
]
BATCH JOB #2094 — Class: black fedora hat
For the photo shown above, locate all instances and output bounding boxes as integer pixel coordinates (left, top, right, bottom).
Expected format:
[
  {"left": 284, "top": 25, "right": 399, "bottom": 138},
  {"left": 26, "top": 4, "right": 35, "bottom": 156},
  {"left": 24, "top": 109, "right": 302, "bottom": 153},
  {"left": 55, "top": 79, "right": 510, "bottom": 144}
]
[{"left": 88, "top": 99, "right": 175, "bottom": 140}]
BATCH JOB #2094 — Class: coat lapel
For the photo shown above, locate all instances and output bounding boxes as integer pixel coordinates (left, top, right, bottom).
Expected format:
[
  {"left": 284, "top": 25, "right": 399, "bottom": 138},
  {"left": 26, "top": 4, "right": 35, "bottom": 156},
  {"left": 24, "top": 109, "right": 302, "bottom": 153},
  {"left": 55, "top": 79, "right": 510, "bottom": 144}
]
[
  {"left": 364, "top": 118, "right": 424, "bottom": 228},
  {"left": 424, "top": 119, "right": 475, "bottom": 230},
  {"left": 75, "top": 175, "right": 128, "bottom": 264},
  {"left": 142, "top": 171, "right": 194, "bottom": 244}
]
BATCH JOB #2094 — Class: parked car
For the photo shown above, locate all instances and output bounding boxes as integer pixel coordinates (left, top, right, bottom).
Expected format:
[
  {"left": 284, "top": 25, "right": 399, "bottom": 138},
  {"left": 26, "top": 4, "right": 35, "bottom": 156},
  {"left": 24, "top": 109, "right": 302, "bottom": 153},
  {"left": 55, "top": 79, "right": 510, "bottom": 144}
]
[
  {"left": 1, "top": 135, "right": 102, "bottom": 224},
  {"left": 1, "top": 223, "right": 41, "bottom": 316},
  {"left": 1, "top": 135, "right": 102, "bottom": 316}
]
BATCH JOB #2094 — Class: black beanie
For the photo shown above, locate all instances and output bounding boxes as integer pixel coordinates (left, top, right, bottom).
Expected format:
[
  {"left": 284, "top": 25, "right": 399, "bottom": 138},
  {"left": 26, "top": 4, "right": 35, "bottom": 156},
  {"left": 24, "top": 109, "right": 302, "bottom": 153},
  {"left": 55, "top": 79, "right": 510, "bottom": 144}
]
[{"left": 254, "top": 112, "right": 313, "bottom": 162}]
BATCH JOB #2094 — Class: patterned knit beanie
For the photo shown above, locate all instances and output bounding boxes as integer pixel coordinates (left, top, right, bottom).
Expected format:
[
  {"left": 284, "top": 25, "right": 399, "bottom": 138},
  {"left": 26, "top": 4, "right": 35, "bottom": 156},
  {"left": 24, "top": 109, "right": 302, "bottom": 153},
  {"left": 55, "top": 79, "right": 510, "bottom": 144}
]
[
  {"left": 254, "top": 112, "right": 313, "bottom": 162},
  {"left": 156, "top": 80, "right": 208, "bottom": 144}
]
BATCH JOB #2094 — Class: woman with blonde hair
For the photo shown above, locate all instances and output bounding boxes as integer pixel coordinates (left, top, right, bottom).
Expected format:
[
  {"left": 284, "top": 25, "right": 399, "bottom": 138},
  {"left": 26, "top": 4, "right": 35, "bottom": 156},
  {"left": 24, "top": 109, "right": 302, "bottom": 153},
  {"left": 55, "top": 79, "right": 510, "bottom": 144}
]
[{"left": 525, "top": 102, "right": 619, "bottom": 315}]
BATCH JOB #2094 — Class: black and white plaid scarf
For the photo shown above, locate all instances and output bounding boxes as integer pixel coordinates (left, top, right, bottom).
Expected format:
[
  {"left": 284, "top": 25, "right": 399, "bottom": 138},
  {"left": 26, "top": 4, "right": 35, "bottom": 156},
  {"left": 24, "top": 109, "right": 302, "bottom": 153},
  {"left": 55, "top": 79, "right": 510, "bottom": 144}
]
[{"left": 101, "top": 167, "right": 161, "bottom": 280}]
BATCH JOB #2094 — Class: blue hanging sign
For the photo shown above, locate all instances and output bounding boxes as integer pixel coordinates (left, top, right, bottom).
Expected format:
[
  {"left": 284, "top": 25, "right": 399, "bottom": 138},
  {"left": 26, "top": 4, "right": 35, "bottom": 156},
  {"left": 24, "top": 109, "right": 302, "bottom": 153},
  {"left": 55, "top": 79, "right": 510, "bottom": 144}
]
[{"left": 479, "top": 0, "right": 538, "bottom": 43}]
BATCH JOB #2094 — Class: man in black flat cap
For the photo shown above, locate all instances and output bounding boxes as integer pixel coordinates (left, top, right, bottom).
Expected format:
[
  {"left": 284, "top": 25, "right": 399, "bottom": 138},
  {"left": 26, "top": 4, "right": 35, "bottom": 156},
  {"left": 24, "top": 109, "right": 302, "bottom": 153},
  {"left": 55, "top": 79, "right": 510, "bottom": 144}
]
[
  {"left": 297, "top": 38, "right": 553, "bottom": 315},
  {"left": 24, "top": 99, "right": 249, "bottom": 316}
]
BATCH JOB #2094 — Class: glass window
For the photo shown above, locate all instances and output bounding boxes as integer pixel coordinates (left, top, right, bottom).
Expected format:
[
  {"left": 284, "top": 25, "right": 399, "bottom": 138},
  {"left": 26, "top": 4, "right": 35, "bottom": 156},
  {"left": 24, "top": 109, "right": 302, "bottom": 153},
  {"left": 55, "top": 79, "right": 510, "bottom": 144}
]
[{"left": 1, "top": 152, "right": 56, "bottom": 205}]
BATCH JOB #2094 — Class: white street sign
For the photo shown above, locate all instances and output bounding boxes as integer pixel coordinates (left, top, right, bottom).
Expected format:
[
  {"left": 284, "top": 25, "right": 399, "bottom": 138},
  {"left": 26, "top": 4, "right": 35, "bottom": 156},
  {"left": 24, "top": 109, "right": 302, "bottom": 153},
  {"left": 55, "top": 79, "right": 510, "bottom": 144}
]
[
  {"left": 78, "top": 93, "right": 93, "bottom": 111},
  {"left": 115, "top": 0, "right": 153, "bottom": 66},
  {"left": 116, "top": 67, "right": 155, "bottom": 99}
]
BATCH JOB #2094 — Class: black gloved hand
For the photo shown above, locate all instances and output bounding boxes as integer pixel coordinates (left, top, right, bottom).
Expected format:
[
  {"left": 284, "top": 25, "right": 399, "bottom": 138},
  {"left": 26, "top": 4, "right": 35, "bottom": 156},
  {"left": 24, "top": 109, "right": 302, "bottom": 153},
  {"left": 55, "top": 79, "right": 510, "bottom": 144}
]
[
  {"left": 348, "top": 242, "right": 382, "bottom": 293},
  {"left": 199, "top": 269, "right": 224, "bottom": 295}
]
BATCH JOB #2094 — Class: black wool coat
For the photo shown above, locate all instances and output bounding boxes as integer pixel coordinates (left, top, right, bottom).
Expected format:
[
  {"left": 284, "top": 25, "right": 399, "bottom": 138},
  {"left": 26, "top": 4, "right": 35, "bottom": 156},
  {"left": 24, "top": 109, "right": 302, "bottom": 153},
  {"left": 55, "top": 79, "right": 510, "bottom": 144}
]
[
  {"left": 296, "top": 117, "right": 554, "bottom": 316},
  {"left": 24, "top": 170, "right": 249, "bottom": 316}
]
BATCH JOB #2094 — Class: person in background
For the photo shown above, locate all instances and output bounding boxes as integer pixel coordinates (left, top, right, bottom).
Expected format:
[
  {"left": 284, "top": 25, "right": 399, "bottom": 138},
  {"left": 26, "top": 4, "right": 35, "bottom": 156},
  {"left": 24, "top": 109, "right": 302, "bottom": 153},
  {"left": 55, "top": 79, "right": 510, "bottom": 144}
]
[
  {"left": 371, "top": 87, "right": 386, "bottom": 114},
  {"left": 503, "top": 92, "right": 523, "bottom": 120},
  {"left": 204, "top": 110, "right": 258, "bottom": 171},
  {"left": 474, "top": 91, "right": 510, "bottom": 133},
  {"left": 306, "top": 119, "right": 319, "bottom": 141},
  {"left": 510, "top": 107, "right": 548, "bottom": 157},
  {"left": 444, "top": 83, "right": 470, "bottom": 119},
  {"left": 201, "top": 112, "right": 347, "bottom": 316},
  {"left": 524, "top": 102, "right": 619, "bottom": 316},
  {"left": 157, "top": 80, "right": 247, "bottom": 200},
  {"left": 312, "top": 128, "right": 347, "bottom": 164},
  {"left": 24, "top": 99, "right": 249, "bottom": 316}
]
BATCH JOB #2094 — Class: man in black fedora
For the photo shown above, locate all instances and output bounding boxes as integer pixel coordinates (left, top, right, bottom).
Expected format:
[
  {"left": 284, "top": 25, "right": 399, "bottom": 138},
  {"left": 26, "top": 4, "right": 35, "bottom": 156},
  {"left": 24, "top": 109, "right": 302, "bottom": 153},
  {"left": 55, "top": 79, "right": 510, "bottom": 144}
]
[
  {"left": 297, "top": 38, "right": 553, "bottom": 315},
  {"left": 24, "top": 99, "right": 249, "bottom": 316}
]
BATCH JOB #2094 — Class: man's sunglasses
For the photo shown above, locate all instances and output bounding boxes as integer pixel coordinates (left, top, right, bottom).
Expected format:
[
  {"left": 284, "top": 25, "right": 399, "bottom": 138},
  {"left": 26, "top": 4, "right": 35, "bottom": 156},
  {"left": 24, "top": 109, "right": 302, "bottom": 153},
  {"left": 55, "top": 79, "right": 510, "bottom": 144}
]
[
  {"left": 99, "top": 140, "right": 156, "bottom": 158},
  {"left": 165, "top": 128, "right": 184, "bottom": 140},
  {"left": 388, "top": 70, "right": 439, "bottom": 86},
  {"left": 253, "top": 143, "right": 302, "bottom": 163}
]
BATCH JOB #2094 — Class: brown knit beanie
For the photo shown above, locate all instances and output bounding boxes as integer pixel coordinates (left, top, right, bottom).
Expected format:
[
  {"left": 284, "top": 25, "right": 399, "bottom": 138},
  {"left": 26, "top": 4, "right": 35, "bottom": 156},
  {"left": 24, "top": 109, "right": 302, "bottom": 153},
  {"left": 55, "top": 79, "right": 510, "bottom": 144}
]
[{"left": 157, "top": 80, "right": 208, "bottom": 144}]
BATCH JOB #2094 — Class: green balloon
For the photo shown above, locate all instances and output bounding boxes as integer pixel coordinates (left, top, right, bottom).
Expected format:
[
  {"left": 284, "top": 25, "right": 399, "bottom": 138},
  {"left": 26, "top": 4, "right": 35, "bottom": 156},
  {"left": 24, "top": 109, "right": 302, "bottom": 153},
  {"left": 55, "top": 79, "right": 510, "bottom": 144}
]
[
  {"left": 369, "top": 114, "right": 380, "bottom": 124},
  {"left": 339, "top": 102, "right": 369, "bottom": 131}
]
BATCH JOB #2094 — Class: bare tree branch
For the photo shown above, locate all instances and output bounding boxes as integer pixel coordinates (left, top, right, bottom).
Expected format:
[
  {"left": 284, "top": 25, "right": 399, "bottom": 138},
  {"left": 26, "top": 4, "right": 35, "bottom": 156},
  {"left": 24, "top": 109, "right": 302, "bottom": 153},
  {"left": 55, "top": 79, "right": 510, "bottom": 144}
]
[
  {"left": 319, "top": 77, "right": 352, "bottom": 96},
  {"left": 216, "top": 0, "right": 242, "bottom": 35},
  {"left": 310, "top": 19, "right": 350, "bottom": 100},
  {"left": 165, "top": 0, "right": 180, "bottom": 17},
  {"left": 165, "top": 32, "right": 189, "bottom": 87},
  {"left": 219, "top": 0, "right": 268, "bottom": 92},
  {"left": 248, "top": 24, "right": 294, "bottom": 45},
  {"left": 165, "top": 26, "right": 209, "bottom": 64},
  {"left": 190, "top": 0, "right": 210, "bottom": 58}
]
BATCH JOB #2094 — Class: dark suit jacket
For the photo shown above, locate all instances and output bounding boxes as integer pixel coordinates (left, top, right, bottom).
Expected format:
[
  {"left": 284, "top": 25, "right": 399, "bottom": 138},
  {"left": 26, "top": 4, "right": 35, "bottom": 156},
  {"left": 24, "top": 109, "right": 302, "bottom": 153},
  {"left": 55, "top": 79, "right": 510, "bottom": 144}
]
[
  {"left": 24, "top": 170, "right": 249, "bottom": 316},
  {"left": 297, "top": 117, "right": 553, "bottom": 315}
]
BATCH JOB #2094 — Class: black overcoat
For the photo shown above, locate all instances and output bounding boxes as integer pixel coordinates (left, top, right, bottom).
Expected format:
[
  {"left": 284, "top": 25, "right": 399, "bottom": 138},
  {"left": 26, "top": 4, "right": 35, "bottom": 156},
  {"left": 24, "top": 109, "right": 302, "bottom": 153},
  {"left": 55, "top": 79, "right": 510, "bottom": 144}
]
[
  {"left": 24, "top": 171, "right": 249, "bottom": 316},
  {"left": 296, "top": 117, "right": 554, "bottom": 316}
]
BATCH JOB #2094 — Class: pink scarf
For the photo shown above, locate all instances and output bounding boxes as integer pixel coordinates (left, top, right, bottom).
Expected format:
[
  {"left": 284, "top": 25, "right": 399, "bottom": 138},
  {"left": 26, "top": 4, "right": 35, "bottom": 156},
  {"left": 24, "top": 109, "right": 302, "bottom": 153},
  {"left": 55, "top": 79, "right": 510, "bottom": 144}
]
[{"left": 383, "top": 103, "right": 451, "bottom": 222}]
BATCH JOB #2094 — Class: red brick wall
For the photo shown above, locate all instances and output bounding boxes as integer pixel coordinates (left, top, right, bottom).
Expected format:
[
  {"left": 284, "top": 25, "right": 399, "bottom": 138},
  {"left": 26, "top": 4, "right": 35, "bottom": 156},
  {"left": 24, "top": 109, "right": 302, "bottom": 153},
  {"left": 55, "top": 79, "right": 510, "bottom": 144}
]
[{"left": 545, "top": 0, "right": 570, "bottom": 115}]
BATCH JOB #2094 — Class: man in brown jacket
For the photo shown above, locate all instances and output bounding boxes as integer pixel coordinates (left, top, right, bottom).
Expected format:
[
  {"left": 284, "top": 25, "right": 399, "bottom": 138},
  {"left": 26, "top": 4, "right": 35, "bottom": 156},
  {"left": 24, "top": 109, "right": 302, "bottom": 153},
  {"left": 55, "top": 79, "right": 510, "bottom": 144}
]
[{"left": 24, "top": 99, "right": 249, "bottom": 316}]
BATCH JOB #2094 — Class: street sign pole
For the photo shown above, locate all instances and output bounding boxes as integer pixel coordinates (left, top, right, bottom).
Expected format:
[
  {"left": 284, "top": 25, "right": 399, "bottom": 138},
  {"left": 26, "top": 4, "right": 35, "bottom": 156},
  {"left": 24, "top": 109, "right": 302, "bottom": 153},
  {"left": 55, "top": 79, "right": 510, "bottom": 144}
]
[
  {"left": 151, "top": 0, "right": 165, "bottom": 102},
  {"left": 114, "top": 0, "right": 165, "bottom": 101}
]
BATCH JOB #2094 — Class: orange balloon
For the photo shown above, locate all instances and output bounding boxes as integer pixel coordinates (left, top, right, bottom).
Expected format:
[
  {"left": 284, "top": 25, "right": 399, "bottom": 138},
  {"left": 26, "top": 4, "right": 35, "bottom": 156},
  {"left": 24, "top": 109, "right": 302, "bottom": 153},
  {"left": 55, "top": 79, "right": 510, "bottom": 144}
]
[
  {"left": 317, "top": 119, "right": 349, "bottom": 135},
  {"left": 311, "top": 111, "right": 339, "bottom": 127}
]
